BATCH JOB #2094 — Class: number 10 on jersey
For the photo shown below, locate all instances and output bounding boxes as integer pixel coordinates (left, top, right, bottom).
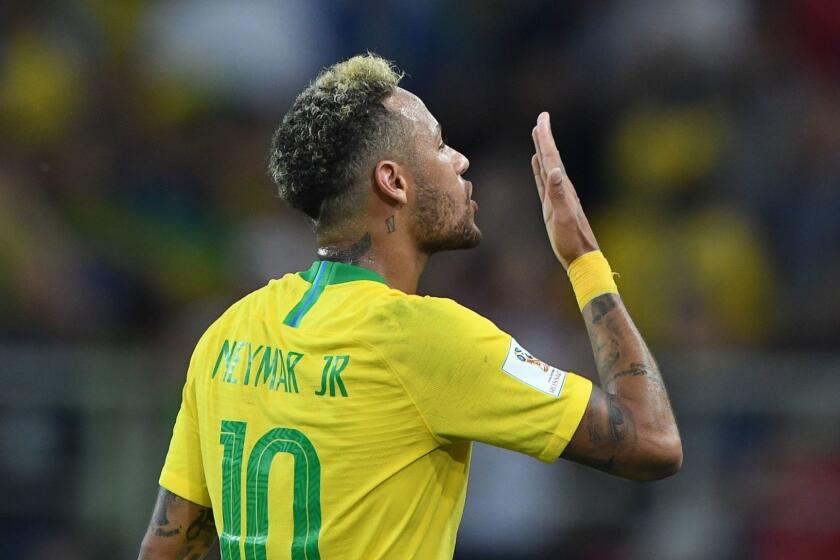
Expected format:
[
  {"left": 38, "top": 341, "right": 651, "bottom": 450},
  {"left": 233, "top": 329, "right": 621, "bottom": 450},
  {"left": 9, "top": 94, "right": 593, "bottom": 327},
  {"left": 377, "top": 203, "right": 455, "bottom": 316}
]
[{"left": 219, "top": 420, "right": 322, "bottom": 560}]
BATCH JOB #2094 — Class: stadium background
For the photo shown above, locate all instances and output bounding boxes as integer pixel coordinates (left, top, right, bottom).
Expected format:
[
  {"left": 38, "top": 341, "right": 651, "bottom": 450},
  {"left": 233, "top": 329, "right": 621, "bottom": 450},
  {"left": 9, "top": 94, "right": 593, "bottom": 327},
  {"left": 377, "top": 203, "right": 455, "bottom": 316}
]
[{"left": 1, "top": 1, "right": 839, "bottom": 558}]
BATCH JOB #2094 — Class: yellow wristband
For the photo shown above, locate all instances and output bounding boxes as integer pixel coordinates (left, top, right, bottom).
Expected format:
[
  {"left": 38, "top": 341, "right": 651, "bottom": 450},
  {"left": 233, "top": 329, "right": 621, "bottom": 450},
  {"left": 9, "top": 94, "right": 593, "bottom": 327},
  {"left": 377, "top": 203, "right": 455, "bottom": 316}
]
[{"left": 567, "top": 250, "right": 619, "bottom": 311}]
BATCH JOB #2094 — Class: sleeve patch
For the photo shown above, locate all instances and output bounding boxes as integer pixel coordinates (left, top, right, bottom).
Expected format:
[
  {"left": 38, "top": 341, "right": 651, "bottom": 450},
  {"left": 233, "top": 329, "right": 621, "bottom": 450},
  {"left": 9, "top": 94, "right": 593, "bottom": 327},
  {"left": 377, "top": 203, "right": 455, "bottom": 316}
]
[{"left": 501, "top": 338, "right": 567, "bottom": 397}]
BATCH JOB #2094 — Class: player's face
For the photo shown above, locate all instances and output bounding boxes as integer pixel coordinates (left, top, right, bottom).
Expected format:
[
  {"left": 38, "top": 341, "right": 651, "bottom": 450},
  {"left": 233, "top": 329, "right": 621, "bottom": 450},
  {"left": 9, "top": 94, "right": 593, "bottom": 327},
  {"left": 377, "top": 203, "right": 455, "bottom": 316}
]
[{"left": 390, "top": 88, "right": 481, "bottom": 253}]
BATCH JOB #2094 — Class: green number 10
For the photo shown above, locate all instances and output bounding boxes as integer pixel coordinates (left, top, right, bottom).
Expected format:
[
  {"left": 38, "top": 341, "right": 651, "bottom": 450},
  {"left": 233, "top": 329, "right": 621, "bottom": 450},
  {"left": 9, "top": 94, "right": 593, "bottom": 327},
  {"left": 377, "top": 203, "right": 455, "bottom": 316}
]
[{"left": 219, "top": 420, "right": 322, "bottom": 560}]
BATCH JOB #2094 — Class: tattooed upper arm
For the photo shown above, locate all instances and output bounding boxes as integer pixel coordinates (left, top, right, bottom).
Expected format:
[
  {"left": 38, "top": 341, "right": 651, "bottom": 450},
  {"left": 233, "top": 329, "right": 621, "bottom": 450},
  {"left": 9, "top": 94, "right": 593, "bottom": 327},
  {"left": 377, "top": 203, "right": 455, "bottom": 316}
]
[
  {"left": 138, "top": 487, "right": 219, "bottom": 560},
  {"left": 561, "top": 386, "right": 637, "bottom": 476}
]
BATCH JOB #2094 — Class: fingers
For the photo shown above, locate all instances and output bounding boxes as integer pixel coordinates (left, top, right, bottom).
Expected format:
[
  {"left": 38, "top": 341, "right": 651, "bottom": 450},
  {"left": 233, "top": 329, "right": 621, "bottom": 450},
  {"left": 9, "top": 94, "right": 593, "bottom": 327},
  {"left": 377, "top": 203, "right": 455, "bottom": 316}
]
[
  {"left": 532, "top": 112, "right": 566, "bottom": 186},
  {"left": 531, "top": 124, "right": 546, "bottom": 183},
  {"left": 531, "top": 154, "right": 546, "bottom": 203},
  {"left": 531, "top": 124, "right": 551, "bottom": 194}
]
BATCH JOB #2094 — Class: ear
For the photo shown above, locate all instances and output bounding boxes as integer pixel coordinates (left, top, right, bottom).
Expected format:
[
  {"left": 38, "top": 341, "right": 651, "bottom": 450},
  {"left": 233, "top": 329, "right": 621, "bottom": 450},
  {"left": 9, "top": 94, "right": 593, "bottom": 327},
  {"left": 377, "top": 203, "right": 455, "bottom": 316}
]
[{"left": 372, "top": 160, "right": 409, "bottom": 207}]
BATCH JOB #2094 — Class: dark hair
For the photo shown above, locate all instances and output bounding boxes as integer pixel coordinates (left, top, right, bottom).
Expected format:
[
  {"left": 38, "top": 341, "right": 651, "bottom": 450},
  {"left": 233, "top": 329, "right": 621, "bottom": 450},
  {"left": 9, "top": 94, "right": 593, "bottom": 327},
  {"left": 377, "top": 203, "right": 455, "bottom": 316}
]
[{"left": 268, "top": 54, "right": 404, "bottom": 229}]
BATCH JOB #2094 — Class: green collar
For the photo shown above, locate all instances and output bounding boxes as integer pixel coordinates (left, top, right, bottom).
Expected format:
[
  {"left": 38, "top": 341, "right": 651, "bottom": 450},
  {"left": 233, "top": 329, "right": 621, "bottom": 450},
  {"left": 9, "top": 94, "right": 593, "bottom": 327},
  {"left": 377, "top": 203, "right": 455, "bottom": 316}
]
[
  {"left": 285, "top": 260, "right": 387, "bottom": 328},
  {"left": 299, "top": 260, "right": 388, "bottom": 286}
]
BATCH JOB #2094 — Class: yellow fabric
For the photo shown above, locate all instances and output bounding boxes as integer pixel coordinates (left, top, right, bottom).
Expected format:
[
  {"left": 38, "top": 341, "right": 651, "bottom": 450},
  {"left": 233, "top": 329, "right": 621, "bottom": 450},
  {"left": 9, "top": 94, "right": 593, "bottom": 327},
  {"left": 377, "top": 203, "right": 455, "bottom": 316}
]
[
  {"left": 160, "top": 264, "right": 592, "bottom": 559},
  {"left": 567, "top": 251, "right": 619, "bottom": 310}
]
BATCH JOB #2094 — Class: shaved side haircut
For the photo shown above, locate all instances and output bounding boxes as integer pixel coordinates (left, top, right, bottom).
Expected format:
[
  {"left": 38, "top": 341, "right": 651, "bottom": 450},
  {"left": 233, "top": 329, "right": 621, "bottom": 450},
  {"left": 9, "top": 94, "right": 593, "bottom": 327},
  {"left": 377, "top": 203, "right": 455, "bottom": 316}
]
[{"left": 269, "top": 54, "right": 408, "bottom": 232}]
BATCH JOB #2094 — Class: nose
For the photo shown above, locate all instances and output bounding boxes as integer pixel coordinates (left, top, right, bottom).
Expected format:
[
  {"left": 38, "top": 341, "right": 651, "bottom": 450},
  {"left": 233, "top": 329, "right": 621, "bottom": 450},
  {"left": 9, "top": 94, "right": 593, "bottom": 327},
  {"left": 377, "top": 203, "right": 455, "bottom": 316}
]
[{"left": 454, "top": 150, "right": 469, "bottom": 175}]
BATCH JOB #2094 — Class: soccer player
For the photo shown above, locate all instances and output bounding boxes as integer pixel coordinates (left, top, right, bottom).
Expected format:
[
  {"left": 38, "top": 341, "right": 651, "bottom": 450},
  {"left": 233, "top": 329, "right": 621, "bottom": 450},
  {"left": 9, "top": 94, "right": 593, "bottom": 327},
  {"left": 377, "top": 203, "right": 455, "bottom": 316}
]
[{"left": 138, "top": 54, "right": 681, "bottom": 560}]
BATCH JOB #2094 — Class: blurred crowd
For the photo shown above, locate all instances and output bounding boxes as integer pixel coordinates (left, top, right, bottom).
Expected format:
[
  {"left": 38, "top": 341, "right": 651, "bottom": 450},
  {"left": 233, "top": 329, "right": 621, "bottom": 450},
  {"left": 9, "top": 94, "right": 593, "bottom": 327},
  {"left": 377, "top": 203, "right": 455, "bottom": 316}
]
[
  {"left": 2, "top": 0, "right": 839, "bottom": 349},
  {"left": 1, "top": 1, "right": 839, "bottom": 559}
]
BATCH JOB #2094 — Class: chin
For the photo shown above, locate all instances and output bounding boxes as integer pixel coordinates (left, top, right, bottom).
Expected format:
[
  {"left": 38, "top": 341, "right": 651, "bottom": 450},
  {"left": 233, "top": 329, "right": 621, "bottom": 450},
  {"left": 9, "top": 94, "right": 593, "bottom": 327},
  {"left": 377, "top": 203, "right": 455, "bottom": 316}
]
[
  {"left": 421, "top": 224, "right": 482, "bottom": 253},
  {"left": 462, "top": 224, "right": 482, "bottom": 248}
]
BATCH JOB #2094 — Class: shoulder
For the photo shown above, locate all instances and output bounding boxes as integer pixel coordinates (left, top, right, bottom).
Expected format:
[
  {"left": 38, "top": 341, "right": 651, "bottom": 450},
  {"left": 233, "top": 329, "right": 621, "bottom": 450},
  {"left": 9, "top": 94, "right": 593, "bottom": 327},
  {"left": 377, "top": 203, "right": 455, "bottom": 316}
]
[
  {"left": 375, "top": 293, "right": 506, "bottom": 341},
  {"left": 370, "top": 294, "right": 513, "bottom": 386},
  {"left": 377, "top": 292, "right": 481, "bottom": 321}
]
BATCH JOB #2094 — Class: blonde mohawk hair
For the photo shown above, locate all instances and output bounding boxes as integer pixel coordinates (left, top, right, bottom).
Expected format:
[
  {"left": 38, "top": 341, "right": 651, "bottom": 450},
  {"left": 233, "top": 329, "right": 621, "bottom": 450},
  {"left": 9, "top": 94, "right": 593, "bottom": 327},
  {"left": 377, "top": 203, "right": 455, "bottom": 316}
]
[{"left": 269, "top": 54, "right": 406, "bottom": 228}]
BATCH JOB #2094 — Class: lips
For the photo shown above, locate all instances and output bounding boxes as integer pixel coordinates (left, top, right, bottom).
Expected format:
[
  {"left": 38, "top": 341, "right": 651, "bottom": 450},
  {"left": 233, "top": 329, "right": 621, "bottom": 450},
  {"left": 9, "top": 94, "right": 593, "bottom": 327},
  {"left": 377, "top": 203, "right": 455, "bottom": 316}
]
[{"left": 464, "top": 181, "right": 477, "bottom": 211}]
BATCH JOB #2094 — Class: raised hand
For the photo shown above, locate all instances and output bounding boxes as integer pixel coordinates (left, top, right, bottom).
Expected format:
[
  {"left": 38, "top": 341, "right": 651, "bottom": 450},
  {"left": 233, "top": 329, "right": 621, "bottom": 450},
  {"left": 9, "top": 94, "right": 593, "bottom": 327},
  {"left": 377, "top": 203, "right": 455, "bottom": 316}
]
[{"left": 531, "top": 112, "right": 599, "bottom": 270}]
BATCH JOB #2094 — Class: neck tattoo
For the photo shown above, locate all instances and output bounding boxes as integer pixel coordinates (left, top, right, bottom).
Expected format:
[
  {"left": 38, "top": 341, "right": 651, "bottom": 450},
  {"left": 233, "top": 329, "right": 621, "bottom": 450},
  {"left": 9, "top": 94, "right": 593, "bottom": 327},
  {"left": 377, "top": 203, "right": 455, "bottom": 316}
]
[
  {"left": 385, "top": 215, "right": 396, "bottom": 233},
  {"left": 317, "top": 232, "right": 372, "bottom": 265}
]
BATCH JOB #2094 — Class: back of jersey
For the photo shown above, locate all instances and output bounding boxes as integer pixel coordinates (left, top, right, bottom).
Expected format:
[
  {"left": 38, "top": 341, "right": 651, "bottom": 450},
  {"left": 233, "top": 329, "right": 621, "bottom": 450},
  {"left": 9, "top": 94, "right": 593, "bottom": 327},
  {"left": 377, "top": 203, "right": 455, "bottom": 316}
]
[
  {"left": 160, "top": 261, "right": 463, "bottom": 559},
  {"left": 160, "top": 259, "right": 593, "bottom": 559}
]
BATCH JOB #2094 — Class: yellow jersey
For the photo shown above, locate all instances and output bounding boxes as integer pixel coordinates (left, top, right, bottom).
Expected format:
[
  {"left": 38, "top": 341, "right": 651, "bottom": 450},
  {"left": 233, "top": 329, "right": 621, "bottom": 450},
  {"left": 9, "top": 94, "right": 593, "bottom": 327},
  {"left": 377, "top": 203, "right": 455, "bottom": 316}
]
[{"left": 159, "top": 260, "right": 592, "bottom": 559}]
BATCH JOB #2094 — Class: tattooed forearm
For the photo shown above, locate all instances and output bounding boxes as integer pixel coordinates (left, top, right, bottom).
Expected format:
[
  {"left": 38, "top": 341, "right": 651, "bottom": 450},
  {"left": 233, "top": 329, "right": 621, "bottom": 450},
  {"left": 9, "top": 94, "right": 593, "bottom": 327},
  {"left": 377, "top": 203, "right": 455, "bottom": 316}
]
[
  {"left": 583, "top": 294, "right": 668, "bottom": 400},
  {"left": 606, "top": 362, "right": 664, "bottom": 392},
  {"left": 568, "top": 293, "right": 680, "bottom": 477},
  {"left": 592, "top": 335, "right": 621, "bottom": 375},
  {"left": 589, "top": 295, "right": 617, "bottom": 324}
]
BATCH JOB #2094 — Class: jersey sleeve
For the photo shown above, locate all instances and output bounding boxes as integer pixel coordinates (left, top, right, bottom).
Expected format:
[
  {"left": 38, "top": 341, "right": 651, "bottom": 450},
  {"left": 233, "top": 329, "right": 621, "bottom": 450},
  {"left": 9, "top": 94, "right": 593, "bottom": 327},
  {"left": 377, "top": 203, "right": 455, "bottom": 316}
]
[
  {"left": 159, "top": 345, "right": 212, "bottom": 507},
  {"left": 384, "top": 296, "right": 593, "bottom": 463}
]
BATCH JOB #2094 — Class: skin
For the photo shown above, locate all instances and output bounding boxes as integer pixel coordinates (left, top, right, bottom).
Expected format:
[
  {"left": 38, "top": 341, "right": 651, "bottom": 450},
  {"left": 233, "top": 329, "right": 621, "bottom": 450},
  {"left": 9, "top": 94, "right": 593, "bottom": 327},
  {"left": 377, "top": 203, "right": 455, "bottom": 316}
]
[
  {"left": 138, "top": 90, "right": 682, "bottom": 559},
  {"left": 530, "top": 112, "right": 682, "bottom": 479},
  {"left": 138, "top": 487, "right": 219, "bottom": 560},
  {"left": 315, "top": 87, "right": 479, "bottom": 294},
  {"left": 318, "top": 96, "right": 680, "bottom": 481}
]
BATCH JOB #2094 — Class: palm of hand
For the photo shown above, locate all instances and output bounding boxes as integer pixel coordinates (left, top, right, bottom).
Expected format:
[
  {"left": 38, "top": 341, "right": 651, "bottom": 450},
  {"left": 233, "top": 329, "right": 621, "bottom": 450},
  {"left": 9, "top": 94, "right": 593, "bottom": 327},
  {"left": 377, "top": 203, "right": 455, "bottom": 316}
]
[{"left": 530, "top": 112, "right": 599, "bottom": 270}]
